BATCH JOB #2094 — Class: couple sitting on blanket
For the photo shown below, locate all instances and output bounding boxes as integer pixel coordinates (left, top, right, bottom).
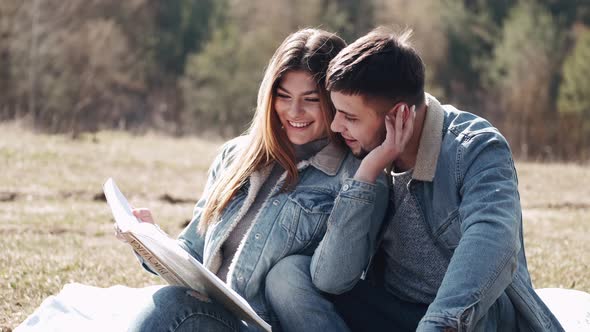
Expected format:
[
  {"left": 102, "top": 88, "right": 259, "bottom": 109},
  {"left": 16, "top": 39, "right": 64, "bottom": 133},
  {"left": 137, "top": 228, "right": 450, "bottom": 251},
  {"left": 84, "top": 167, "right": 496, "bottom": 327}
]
[{"left": 119, "top": 27, "right": 564, "bottom": 332}]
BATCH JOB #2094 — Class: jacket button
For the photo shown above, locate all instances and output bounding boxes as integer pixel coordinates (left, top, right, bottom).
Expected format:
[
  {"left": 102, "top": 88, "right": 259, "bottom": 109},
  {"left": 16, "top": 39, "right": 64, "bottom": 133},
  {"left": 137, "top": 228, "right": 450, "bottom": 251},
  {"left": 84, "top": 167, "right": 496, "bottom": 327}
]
[
  {"left": 342, "top": 184, "right": 350, "bottom": 191},
  {"left": 255, "top": 233, "right": 261, "bottom": 240},
  {"left": 237, "top": 275, "right": 244, "bottom": 282},
  {"left": 272, "top": 199, "right": 280, "bottom": 206}
]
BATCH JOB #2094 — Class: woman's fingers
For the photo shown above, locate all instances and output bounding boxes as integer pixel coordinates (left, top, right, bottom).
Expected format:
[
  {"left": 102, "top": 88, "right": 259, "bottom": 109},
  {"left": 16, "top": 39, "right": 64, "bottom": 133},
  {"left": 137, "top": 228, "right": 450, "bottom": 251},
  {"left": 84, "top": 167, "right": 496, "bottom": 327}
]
[
  {"left": 132, "top": 208, "right": 155, "bottom": 224},
  {"left": 113, "top": 224, "right": 128, "bottom": 242}
]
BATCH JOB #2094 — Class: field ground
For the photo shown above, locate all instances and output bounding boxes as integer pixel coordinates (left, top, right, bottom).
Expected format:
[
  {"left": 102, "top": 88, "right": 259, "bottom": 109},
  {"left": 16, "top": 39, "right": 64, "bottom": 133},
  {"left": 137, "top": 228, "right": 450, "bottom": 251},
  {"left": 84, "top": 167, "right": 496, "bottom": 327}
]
[{"left": 1, "top": 123, "right": 589, "bottom": 330}]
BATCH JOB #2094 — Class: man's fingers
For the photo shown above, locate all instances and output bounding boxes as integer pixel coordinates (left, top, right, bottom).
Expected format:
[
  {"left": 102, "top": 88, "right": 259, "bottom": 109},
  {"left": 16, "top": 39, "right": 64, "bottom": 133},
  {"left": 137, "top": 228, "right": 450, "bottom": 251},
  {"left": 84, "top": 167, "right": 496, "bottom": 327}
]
[
  {"left": 394, "top": 105, "right": 404, "bottom": 144},
  {"left": 385, "top": 114, "right": 395, "bottom": 140},
  {"left": 401, "top": 105, "right": 415, "bottom": 145}
]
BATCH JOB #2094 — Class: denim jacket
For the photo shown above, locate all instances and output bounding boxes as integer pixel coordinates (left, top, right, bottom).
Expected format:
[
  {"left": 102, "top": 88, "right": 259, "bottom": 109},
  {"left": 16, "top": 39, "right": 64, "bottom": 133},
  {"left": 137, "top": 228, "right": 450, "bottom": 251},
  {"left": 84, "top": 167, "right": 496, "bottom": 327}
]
[
  {"left": 374, "top": 94, "right": 563, "bottom": 332},
  {"left": 175, "top": 136, "right": 389, "bottom": 325},
  {"left": 316, "top": 95, "right": 563, "bottom": 332}
]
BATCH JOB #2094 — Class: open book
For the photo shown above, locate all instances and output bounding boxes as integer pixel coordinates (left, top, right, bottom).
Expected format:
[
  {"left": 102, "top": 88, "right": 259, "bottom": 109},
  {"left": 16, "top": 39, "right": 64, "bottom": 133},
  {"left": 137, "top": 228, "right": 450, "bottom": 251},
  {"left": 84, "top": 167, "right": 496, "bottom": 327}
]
[{"left": 103, "top": 178, "right": 272, "bottom": 332}]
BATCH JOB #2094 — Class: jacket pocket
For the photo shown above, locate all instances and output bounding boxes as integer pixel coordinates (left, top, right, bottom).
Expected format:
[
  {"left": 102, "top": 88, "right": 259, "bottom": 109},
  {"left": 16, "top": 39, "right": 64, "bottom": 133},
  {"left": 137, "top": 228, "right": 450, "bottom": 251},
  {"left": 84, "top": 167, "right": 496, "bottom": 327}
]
[
  {"left": 433, "top": 209, "right": 462, "bottom": 251},
  {"left": 282, "top": 189, "right": 335, "bottom": 246}
]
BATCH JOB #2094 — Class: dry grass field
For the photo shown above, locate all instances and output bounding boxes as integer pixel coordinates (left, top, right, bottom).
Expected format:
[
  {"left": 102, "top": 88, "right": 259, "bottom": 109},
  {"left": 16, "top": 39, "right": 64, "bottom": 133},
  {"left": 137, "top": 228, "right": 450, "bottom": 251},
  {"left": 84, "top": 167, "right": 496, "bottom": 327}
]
[{"left": 1, "top": 123, "right": 589, "bottom": 330}]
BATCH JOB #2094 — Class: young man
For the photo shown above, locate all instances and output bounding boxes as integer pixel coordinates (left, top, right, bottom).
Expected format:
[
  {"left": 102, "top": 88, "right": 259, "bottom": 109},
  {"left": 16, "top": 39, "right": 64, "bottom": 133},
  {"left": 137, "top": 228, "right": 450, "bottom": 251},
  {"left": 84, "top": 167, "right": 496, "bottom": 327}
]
[{"left": 265, "top": 28, "right": 564, "bottom": 332}]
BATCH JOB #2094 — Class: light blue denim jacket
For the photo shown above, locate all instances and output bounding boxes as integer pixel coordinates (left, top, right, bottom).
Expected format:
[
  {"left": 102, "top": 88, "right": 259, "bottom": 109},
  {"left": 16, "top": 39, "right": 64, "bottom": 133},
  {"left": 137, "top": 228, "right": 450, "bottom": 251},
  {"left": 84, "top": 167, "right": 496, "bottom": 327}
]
[
  {"left": 311, "top": 94, "right": 562, "bottom": 331},
  {"left": 378, "top": 95, "right": 562, "bottom": 331},
  {"left": 173, "top": 136, "right": 388, "bottom": 325}
]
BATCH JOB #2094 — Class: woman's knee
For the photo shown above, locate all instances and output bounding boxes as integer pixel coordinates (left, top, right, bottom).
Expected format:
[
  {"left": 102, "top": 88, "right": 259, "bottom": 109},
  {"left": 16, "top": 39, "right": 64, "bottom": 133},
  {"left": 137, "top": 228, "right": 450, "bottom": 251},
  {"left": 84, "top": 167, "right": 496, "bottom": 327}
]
[
  {"left": 265, "top": 255, "right": 313, "bottom": 305},
  {"left": 129, "top": 286, "right": 240, "bottom": 332}
]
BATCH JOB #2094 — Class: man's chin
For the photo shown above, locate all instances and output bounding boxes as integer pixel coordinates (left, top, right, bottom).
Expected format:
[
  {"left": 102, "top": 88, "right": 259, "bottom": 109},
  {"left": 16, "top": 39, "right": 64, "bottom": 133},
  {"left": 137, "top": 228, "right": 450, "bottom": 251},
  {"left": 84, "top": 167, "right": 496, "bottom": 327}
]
[{"left": 352, "top": 147, "right": 370, "bottom": 159}]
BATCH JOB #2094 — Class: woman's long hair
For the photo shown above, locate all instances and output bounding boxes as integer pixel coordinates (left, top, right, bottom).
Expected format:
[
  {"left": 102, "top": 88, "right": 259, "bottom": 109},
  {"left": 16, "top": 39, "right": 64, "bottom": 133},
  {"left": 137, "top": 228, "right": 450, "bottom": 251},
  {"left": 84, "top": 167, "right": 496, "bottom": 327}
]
[{"left": 199, "top": 29, "right": 346, "bottom": 233}]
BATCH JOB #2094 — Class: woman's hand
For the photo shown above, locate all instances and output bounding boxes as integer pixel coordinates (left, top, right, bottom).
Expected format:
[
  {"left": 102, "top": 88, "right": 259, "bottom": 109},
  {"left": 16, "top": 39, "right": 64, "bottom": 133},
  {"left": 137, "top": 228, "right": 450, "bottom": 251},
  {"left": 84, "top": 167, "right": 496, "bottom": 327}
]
[
  {"left": 354, "top": 104, "right": 415, "bottom": 183},
  {"left": 132, "top": 208, "right": 155, "bottom": 224},
  {"left": 114, "top": 207, "right": 156, "bottom": 242}
]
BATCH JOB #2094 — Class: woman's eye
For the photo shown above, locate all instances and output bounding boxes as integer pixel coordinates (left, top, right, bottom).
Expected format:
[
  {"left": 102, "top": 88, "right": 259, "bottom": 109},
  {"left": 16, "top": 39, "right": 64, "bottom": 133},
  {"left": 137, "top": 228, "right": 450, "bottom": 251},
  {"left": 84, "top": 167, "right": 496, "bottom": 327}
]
[
  {"left": 305, "top": 98, "right": 320, "bottom": 102},
  {"left": 345, "top": 116, "right": 357, "bottom": 122},
  {"left": 277, "top": 93, "right": 290, "bottom": 99}
]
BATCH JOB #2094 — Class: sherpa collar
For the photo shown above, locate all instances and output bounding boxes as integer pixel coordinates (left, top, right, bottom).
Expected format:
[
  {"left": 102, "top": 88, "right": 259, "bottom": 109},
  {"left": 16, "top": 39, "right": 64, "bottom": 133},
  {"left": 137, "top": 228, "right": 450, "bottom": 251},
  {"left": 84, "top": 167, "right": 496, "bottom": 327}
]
[
  {"left": 412, "top": 93, "right": 444, "bottom": 182},
  {"left": 307, "top": 141, "right": 347, "bottom": 176}
]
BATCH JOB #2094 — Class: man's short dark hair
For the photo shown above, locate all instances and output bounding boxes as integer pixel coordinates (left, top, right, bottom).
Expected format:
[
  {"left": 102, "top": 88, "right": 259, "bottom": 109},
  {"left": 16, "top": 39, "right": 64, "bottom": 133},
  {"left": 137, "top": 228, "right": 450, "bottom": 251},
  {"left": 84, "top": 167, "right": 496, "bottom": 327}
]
[{"left": 326, "top": 27, "right": 426, "bottom": 109}]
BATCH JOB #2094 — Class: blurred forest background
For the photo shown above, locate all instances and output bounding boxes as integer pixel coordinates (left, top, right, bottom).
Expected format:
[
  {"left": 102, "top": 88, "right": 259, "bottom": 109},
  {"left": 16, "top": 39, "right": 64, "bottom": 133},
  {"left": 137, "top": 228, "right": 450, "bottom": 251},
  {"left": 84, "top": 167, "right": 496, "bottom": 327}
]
[{"left": 1, "top": 0, "right": 589, "bottom": 160}]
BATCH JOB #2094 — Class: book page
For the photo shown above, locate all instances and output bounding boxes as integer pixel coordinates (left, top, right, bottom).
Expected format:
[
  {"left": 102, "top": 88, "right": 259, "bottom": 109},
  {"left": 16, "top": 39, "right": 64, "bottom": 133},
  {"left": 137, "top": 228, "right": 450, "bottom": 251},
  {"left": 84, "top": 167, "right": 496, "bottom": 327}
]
[{"left": 104, "top": 178, "right": 138, "bottom": 232}]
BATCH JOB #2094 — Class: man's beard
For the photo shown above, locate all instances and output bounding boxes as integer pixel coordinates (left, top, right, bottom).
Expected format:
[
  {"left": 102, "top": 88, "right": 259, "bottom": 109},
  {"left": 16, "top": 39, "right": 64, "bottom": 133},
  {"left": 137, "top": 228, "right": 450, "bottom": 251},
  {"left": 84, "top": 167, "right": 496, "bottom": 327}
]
[
  {"left": 353, "top": 147, "right": 370, "bottom": 159},
  {"left": 352, "top": 127, "right": 386, "bottom": 159}
]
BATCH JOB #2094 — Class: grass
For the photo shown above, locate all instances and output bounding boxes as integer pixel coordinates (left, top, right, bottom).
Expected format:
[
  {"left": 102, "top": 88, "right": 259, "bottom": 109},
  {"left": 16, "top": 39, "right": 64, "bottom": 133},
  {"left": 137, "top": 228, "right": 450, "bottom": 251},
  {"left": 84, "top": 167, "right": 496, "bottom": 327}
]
[{"left": 1, "top": 122, "right": 589, "bottom": 330}]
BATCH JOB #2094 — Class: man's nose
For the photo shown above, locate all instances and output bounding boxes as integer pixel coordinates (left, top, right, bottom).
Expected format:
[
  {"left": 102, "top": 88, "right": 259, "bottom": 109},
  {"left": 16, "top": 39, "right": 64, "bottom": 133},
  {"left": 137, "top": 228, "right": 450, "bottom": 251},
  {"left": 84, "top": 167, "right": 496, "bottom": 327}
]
[{"left": 331, "top": 113, "right": 342, "bottom": 133}]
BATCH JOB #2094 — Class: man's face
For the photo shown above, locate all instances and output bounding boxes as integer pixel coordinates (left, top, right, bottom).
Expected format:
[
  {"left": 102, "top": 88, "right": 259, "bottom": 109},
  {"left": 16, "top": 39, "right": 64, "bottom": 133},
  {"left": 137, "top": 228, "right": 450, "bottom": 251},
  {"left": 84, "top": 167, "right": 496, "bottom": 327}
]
[{"left": 330, "top": 91, "right": 386, "bottom": 158}]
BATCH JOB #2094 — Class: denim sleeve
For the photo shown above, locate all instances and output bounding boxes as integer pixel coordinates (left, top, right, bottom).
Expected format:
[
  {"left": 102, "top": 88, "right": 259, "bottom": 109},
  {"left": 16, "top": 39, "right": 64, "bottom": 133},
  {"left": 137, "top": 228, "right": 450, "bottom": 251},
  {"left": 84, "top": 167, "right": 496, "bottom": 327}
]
[
  {"left": 136, "top": 252, "right": 158, "bottom": 275},
  {"left": 418, "top": 132, "right": 521, "bottom": 331},
  {"left": 310, "top": 174, "right": 389, "bottom": 294}
]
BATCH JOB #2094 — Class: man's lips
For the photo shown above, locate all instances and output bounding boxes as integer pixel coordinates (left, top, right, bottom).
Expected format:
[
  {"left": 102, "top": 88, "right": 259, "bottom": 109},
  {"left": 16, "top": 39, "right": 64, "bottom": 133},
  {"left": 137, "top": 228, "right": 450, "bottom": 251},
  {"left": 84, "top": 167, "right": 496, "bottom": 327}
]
[{"left": 341, "top": 136, "right": 356, "bottom": 143}]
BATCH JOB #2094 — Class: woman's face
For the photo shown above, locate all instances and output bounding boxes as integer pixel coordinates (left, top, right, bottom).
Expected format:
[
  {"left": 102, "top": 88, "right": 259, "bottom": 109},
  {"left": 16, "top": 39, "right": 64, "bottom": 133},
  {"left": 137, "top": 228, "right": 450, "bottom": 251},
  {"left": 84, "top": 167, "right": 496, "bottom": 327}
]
[{"left": 274, "top": 70, "right": 326, "bottom": 145}]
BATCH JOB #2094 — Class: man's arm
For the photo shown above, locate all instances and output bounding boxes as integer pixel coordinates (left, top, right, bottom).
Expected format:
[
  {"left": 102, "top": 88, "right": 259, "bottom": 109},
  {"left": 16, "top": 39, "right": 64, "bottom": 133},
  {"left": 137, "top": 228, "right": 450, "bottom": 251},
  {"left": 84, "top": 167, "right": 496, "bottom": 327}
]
[
  {"left": 418, "top": 132, "right": 521, "bottom": 331},
  {"left": 310, "top": 176, "right": 389, "bottom": 294},
  {"left": 310, "top": 106, "right": 414, "bottom": 293}
]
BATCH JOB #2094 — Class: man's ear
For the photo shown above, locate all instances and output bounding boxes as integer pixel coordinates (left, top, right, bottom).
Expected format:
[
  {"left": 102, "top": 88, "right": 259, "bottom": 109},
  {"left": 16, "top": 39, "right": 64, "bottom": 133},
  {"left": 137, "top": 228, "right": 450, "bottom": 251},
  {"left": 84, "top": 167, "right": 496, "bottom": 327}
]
[{"left": 387, "top": 102, "right": 410, "bottom": 124}]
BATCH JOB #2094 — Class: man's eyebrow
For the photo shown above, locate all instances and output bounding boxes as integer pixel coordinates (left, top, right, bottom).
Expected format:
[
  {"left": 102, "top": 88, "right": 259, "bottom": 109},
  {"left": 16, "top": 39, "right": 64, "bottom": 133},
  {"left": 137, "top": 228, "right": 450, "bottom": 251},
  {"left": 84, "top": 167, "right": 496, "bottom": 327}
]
[
  {"left": 337, "top": 109, "right": 357, "bottom": 117},
  {"left": 277, "top": 86, "right": 318, "bottom": 96}
]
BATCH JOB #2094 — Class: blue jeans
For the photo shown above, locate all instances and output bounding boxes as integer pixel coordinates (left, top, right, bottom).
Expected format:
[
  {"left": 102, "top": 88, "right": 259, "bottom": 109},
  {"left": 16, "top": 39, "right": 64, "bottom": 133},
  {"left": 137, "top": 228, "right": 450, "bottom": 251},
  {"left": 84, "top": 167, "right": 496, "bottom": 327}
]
[
  {"left": 265, "top": 255, "right": 350, "bottom": 332},
  {"left": 128, "top": 285, "right": 252, "bottom": 332},
  {"left": 328, "top": 278, "right": 428, "bottom": 331},
  {"left": 266, "top": 255, "right": 518, "bottom": 332}
]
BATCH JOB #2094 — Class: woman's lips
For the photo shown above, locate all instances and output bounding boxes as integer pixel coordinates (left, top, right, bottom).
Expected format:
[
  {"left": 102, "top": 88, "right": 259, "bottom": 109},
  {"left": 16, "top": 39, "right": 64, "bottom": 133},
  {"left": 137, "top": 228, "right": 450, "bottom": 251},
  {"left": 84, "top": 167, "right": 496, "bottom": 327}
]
[{"left": 288, "top": 120, "right": 312, "bottom": 128}]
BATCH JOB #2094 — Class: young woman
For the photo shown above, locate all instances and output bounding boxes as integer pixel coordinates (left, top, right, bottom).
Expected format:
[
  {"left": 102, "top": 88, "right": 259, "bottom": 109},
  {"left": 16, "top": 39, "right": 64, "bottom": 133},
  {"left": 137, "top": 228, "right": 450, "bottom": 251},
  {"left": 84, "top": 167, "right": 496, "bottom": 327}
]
[{"left": 123, "top": 29, "right": 390, "bottom": 332}]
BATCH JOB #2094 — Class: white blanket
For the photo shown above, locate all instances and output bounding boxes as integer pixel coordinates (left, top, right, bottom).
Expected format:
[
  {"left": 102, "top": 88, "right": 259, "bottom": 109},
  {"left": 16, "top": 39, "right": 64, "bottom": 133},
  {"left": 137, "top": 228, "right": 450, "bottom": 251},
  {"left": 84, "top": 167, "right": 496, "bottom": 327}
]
[
  {"left": 15, "top": 283, "right": 164, "bottom": 332},
  {"left": 15, "top": 284, "right": 590, "bottom": 331},
  {"left": 536, "top": 288, "right": 590, "bottom": 332}
]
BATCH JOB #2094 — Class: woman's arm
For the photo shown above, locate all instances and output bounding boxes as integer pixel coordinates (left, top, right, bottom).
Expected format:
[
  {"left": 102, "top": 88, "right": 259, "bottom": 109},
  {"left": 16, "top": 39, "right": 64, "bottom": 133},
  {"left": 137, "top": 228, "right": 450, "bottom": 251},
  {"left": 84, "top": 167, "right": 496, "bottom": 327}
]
[
  {"left": 122, "top": 139, "right": 238, "bottom": 274},
  {"left": 177, "top": 139, "right": 241, "bottom": 263}
]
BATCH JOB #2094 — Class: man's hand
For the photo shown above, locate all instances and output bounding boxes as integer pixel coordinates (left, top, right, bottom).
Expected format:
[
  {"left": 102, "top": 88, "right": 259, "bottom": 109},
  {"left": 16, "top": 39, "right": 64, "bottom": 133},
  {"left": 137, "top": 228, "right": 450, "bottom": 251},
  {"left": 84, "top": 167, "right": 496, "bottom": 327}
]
[{"left": 354, "top": 104, "right": 416, "bottom": 183}]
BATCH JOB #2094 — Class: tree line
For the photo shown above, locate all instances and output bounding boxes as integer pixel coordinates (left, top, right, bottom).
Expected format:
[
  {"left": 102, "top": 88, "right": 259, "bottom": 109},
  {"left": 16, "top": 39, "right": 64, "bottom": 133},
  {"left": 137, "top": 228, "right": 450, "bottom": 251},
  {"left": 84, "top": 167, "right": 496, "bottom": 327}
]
[{"left": 1, "top": 0, "right": 589, "bottom": 160}]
